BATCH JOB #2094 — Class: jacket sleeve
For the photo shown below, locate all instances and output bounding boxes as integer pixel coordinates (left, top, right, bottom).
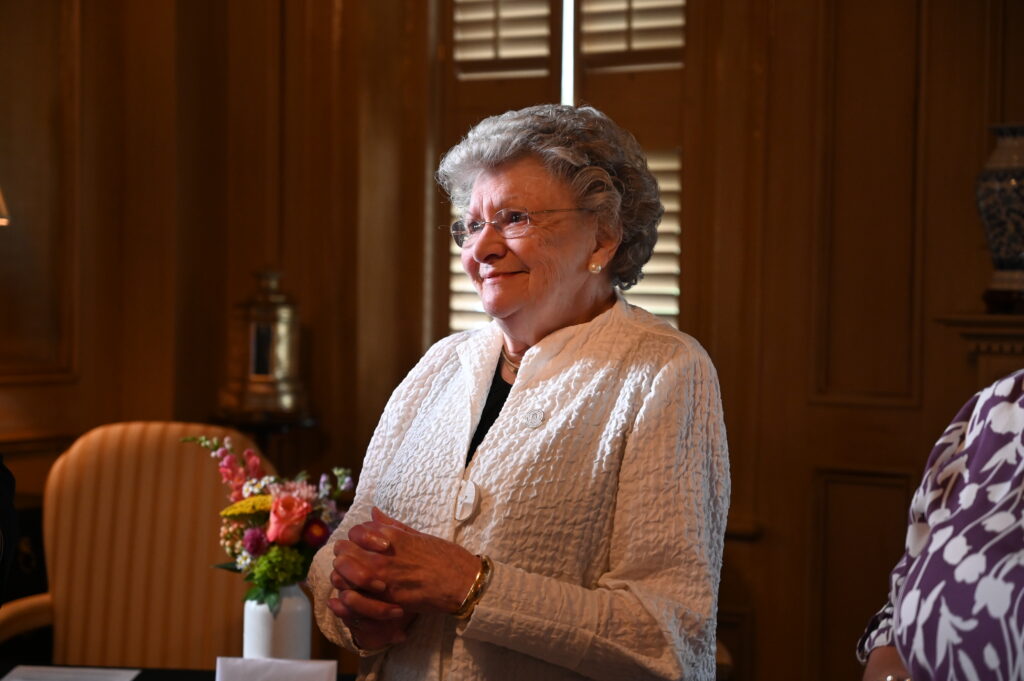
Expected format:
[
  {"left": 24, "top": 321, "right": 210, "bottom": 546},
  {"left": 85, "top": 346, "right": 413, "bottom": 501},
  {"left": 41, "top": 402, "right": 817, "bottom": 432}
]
[{"left": 460, "top": 346, "right": 731, "bottom": 680}]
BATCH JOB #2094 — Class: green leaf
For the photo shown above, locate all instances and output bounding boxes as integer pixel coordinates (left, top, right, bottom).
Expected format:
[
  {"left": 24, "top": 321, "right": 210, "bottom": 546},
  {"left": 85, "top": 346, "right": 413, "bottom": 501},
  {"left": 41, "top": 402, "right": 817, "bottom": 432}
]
[
  {"left": 265, "top": 590, "right": 281, "bottom": 616},
  {"left": 243, "top": 585, "right": 264, "bottom": 602},
  {"left": 213, "top": 562, "right": 241, "bottom": 572}
]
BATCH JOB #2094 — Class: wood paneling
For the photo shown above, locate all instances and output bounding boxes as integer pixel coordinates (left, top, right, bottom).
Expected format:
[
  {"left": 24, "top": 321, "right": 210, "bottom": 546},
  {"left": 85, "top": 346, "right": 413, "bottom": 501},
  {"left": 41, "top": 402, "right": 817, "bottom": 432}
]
[
  {"left": 811, "top": 470, "right": 914, "bottom": 679},
  {"left": 811, "top": 0, "right": 922, "bottom": 404},
  {"left": 679, "top": 0, "right": 768, "bottom": 541},
  {"left": 707, "top": 0, "right": 1024, "bottom": 678},
  {"left": 0, "top": 0, "right": 78, "bottom": 383}
]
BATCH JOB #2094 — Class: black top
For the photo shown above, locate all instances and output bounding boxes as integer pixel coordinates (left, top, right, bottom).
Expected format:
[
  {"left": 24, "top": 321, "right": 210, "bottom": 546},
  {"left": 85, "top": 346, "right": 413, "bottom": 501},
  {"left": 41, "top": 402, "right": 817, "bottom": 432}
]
[{"left": 466, "top": 361, "right": 513, "bottom": 465}]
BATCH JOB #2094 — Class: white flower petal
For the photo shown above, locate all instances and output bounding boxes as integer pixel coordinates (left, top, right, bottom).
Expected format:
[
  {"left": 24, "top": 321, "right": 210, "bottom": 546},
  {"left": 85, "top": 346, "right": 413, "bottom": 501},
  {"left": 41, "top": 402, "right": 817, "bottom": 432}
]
[
  {"left": 983, "top": 643, "right": 1000, "bottom": 670},
  {"left": 954, "top": 554, "right": 987, "bottom": 583},
  {"left": 959, "top": 483, "right": 979, "bottom": 509},
  {"left": 943, "top": 535, "right": 970, "bottom": 565},
  {"left": 982, "top": 511, "right": 1016, "bottom": 533},
  {"left": 974, "top": 575, "right": 1013, "bottom": 618},
  {"left": 993, "top": 375, "right": 1016, "bottom": 396},
  {"left": 918, "top": 581, "right": 945, "bottom": 623},
  {"left": 987, "top": 481, "right": 1011, "bottom": 503},
  {"left": 898, "top": 588, "right": 921, "bottom": 626},
  {"left": 988, "top": 401, "right": 1024, "bottom": 434},
  {"left": 929, "top": 526, "right": 954, "bottom": 552}
]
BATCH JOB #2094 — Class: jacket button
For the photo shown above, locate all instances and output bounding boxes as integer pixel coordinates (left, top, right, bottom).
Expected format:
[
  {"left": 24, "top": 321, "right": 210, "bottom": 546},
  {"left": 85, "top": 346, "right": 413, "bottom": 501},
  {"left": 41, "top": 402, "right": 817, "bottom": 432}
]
[{"left": 455, "top": 480, "right": 480, "bottom": 522}]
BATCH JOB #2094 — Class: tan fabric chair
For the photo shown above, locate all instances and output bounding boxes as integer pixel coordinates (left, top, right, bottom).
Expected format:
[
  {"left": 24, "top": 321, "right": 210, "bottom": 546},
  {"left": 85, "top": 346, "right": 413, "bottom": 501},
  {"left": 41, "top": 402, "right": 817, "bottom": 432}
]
[{"left": 0, "top": 421, "right": 271, "bottom": 669}]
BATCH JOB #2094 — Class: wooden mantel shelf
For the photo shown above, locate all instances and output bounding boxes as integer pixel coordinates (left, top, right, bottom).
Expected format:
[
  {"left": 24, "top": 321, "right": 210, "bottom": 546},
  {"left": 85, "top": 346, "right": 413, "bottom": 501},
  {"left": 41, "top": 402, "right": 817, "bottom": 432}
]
[{"left": 936, "top": 314, "right": 1024, "bottom": 386}]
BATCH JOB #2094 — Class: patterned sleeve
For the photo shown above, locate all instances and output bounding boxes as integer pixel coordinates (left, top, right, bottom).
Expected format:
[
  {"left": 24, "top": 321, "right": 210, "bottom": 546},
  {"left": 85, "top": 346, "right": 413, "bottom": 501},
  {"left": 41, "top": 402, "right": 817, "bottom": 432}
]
[
  {"left": 855, "top": 369, "right": 1024, "bottom": 675},
  {"left": 854, "top": 387, "right": 979, "bottom": 666},
  {"left": 855, "top": 566, "right": 906, "bottom": 662}
]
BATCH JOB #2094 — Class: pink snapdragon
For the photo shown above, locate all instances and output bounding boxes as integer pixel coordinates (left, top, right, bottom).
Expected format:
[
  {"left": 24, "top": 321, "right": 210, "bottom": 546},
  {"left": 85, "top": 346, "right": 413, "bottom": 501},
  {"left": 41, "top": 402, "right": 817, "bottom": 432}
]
[{"left": 218, "top": 453, "right": 246, "bottom": 501}]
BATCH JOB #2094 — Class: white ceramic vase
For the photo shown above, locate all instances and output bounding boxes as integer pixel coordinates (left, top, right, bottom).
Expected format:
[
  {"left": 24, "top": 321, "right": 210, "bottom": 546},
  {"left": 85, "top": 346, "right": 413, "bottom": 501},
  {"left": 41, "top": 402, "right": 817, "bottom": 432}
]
[{"left": 243, "top": 583, "right": 312, "bottom": 659}]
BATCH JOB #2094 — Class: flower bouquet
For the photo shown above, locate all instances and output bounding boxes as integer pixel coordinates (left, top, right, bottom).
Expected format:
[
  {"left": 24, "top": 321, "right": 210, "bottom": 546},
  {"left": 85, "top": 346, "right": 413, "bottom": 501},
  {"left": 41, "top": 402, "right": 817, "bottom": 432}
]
[{"left": 184, "top": 435, "right": 353, "bottom": 615}]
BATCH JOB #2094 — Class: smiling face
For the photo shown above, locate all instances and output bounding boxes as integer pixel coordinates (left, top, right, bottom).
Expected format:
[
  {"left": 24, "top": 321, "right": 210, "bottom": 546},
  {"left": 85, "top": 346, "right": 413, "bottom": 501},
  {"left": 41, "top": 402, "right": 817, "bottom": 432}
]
[{"left": 460, "top": 156, "right": 619, "bottom": 349}]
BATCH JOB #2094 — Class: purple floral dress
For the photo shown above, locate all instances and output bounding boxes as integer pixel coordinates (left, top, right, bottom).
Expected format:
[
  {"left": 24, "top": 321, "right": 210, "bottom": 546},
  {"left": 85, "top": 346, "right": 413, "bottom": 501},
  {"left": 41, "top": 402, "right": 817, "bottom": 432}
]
[{"left": 858, "top": 369, "right": 1024, "bottom": 681}]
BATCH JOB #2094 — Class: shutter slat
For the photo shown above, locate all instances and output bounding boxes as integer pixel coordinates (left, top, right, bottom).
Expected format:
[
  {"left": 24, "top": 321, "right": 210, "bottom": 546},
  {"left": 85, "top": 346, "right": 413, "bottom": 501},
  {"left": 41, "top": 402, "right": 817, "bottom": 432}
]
[
  {"left": 454, "top": 0, "right": 552, "bottom": 70},
  {"left": 580, "top": 0, "right": 685, "bottom": 60}
]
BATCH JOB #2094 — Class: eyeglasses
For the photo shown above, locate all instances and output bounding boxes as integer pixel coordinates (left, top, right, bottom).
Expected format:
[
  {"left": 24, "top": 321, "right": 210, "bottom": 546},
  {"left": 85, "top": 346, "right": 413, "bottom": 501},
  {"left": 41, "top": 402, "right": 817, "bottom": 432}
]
[{"left": 450, "top": 208, "right": 586, "bottom": 248}]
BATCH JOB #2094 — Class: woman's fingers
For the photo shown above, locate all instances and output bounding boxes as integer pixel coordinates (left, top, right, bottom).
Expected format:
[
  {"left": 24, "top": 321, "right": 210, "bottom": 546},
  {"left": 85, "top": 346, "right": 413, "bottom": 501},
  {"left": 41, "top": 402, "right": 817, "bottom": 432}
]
[
  {"left": 348, "top": 522, "right": 392, "bottom": 553},
  {"left": 340, "top": 588, "right": 405, "bottom": 620},
  {"left": 332, "top": 540, "right": 388, "bottom": 592},
  {"left": 327, "top": 593, "right": 410, "bottom": 649}
]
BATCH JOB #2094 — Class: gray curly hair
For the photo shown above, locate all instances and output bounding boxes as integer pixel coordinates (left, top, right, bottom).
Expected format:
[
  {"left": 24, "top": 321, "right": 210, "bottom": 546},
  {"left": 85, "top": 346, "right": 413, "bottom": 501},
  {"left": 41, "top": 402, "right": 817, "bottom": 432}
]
[{"left": 436, "top": 104, "right": 663, "bottom": 290}]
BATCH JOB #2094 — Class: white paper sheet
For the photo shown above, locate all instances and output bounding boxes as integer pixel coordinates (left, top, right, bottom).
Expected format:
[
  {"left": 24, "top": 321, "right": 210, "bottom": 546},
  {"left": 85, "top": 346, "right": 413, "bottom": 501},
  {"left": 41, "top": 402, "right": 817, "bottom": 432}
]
[
  {"left": 1, "top": 667, "right": 140, "bottom": 681},
  {"left": 215, "top": 657, "right": 337, "bottom": 681}
]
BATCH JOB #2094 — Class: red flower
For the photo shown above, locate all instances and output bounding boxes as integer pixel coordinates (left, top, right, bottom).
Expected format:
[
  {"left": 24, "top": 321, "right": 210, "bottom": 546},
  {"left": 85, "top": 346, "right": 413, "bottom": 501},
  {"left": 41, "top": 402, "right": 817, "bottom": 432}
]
[{"left": 302, "top": 518, "right": 330, "bottom": 549}]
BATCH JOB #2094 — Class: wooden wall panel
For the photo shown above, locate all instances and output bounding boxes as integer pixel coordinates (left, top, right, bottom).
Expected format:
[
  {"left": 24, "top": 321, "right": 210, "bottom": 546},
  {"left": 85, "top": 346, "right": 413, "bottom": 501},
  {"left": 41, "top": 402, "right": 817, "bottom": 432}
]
[
  {"left": 0, "top": 0, "right": 77, "bottom": 382},
  {"left": 679, "top": 0, "right": 768, "bottom": 539},
  {"left": 812, "top": 0, "right": 922, "bottom": 403},
  {"left": 119, "top": 0, "right": 179, "bottom": 419},
  {"left": 812, "top": 470, "right": 914, "bottom": 679}
]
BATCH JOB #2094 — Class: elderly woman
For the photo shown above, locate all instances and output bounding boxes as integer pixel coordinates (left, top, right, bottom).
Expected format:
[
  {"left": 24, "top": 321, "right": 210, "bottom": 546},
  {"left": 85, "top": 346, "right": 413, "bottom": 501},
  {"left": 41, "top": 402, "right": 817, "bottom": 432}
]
[{"left": 308, "top": 104, "right": 731, "bottom": 681}]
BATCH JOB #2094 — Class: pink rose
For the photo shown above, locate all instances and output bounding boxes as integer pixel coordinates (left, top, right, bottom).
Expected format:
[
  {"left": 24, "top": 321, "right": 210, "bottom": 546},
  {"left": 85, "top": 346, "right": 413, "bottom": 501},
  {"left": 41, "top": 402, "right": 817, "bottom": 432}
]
[{"left": 266, "top": 495, "right": 312, "bottom": 545}]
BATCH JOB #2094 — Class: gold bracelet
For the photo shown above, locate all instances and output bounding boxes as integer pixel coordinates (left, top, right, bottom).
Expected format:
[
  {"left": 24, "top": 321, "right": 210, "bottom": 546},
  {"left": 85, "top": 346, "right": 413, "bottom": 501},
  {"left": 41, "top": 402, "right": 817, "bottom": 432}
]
[{"left": 453, "top": 554, "right": 493, "bottom": 619}]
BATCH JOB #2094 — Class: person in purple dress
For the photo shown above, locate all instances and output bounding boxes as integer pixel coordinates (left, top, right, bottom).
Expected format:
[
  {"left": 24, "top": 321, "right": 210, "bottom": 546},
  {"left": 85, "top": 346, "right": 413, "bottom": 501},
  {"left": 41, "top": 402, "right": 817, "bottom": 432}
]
[{"left": 858, "top": 369, "right": 1024, "bottom": 681}]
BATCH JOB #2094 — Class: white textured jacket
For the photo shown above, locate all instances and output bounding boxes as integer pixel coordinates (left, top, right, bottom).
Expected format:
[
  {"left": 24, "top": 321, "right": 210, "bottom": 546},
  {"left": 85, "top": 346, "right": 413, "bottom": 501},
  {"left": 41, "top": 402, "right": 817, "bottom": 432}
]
[{"left": 308, "top": 297, "right": 730, "bottom": 681}]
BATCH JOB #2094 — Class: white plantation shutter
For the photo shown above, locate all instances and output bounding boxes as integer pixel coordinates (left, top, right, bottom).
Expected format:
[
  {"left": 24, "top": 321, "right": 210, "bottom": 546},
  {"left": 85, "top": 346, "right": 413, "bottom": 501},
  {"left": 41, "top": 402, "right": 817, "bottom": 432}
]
[
  {"left": 449, "top": 226, "right": 489, "bottom": 331},
  {"left": 580, "top": 0, "right": 685, "bottom": 64},
  {"left": 453, "top": 0, "right": 554, "bottom": 77},
  {"left": 622, "top": 149, "right": 681, "bottom": 325},
  {"left": 447, "top": 150, "right": 681, "bottom": 331}
]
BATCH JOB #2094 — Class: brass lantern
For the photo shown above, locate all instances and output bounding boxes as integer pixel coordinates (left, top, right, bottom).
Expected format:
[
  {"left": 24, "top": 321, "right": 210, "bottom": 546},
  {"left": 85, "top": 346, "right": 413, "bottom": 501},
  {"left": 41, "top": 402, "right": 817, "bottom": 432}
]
[{"left": 219, "top": 270, "right": 307, "bottom": 415}]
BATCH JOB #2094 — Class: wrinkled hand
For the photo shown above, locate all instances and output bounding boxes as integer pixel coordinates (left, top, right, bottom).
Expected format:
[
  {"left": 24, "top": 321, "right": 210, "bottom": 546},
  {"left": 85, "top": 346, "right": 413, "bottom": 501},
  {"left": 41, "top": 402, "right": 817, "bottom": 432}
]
[
  {"left": 335, "top": 507, "right": 481, "bottom": 615},
  {"left": 328, "top": 530, "right": 413, "bottom": 650},
  {"left": 326, "top": 570, "right": 414, "bottom": 650}
]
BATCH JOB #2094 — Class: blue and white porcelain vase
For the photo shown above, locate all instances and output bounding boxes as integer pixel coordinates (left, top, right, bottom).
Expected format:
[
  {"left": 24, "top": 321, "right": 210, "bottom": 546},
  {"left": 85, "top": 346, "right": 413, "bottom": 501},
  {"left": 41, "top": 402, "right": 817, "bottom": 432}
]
[{"left": 976, "top": 124, "right": 1024, "bottom": 313}]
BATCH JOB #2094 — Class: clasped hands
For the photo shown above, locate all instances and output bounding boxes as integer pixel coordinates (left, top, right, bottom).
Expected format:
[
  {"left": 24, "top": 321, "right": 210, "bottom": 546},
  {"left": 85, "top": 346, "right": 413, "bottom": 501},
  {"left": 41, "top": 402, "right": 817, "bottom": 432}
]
[{"left": 328, "top": 506, "right": 481, "bottom": 650}]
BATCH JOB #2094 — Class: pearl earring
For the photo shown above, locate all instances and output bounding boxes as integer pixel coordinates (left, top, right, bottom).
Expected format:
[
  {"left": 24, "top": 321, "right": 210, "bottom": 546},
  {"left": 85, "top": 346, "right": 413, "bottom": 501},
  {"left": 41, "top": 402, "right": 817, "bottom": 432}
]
[{"left": 588, "top": 262, "right": 603, "bottom": 274}]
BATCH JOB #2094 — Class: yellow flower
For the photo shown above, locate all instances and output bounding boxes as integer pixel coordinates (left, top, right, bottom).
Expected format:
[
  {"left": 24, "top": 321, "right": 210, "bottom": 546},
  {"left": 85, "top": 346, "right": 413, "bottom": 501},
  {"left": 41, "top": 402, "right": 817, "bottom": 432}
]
[{"left": 221, "top": 494, "right": 273, "bottom": 517}]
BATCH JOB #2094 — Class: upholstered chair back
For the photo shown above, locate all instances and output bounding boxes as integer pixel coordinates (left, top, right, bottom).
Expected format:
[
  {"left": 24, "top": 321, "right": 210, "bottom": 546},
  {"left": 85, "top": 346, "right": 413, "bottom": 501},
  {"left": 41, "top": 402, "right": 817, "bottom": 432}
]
[{"left": 43, "top": 421, "right": 269, "bottom": 668}]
